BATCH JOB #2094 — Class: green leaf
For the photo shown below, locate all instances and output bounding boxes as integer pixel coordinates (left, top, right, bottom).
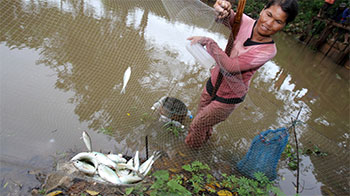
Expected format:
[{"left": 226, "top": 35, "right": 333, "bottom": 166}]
[
  {"left": 152, "top": 170, "right": 169, "bottom": 181},
  {"left": 182, "top": 164, "right": 192, "bottom": 172},
  {"left": 288, "top": 162, "right": 298, "bottom": 170},
  {"left": 150, "top": 191, "right": 158, "bottom": 196},
  {"left": 167, "top": 180, "right": 191, "bottom": 195},
  {"left": 125, "top": 187, "right": 134, "bottom": 195}
]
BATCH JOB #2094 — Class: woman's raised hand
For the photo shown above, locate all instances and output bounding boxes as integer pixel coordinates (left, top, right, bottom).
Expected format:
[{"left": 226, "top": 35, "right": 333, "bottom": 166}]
[{"left": 214, "top": 0, "right": 232, "bottom": 19}]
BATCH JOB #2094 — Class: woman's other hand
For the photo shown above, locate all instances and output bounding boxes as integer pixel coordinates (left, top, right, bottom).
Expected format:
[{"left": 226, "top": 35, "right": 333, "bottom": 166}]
[
  {"left": 187, "top": 36, "right": 206, "bottom": 45},
  {"left": 214, "top": 0, "right": 232, "bottom": 19}
]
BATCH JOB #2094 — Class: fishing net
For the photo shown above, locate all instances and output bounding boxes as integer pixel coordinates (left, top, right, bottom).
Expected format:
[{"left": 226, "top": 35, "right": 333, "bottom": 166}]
[{"left": 0, "top": 0, "right": 349, "bottom": 195}]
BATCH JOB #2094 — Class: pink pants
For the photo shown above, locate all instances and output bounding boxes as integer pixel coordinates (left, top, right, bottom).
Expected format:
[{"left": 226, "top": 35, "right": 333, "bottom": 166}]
[{"left": 185, "top": 88, "right": 238, "bottom": 148}]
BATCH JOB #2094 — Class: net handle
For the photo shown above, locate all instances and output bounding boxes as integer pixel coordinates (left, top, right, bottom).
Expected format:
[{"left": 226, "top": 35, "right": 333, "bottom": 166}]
[{"left": 211, "top": 0, "right": 247, "bottom": 100}]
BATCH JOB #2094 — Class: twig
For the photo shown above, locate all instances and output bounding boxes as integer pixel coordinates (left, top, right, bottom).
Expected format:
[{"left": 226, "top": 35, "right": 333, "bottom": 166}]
[
  {"left": 291, "top": 117, "right": 300, "bottom": 194},
  {"left": 292, "top": 106, "right": 303, "bottom": 194},
  {"left": 145, "top": 135, "right": 149, "bottom": 160}
]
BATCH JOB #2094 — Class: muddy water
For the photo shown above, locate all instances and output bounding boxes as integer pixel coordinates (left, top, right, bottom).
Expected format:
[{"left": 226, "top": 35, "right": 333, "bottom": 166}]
[{"left": 0, "top": 0, "right": 349, "bottom": 195}]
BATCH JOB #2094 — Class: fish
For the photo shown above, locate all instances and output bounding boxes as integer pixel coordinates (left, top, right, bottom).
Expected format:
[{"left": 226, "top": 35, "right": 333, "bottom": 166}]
[
  {"left": 71, "top": 152, "right": 99, "bottom": 176},
  {"left": 97, "top": 164, "right": 121, "bottom": 185},
  {"left": 92, "top": 174, "right": 107, "bottom": 183},
  {"left": 72, "top": 160, "right": 96, "bottom": 175},
  {"left": 117, "top": 169, "right": 131, "bottom": 177},
  {"left": 92, "top": 152, "right": 117, "bottom": 169},
  {"left": 139, "top": 155, "right": 154, "bottom": 175},
  {"left": 139, "top": 151, "right": 161, "bottom": 176},
  {"left": 116, "top": 162, "right": 137, "bottom": 172},
  {"left": 71, "top": 152, "right": 99, "bottom": 168},
  {"left": 120, "top": 66, "right": 131, "bottom": 94},
  {"left": 134, "top": 151, "right": 140, "bottom": 171},
  {"left": 126, "top": 157, "right": 134, "bottom": 168},
  {"left": 82, "top": 131, "right": 92, "bottom": 152},
  {"left": 107, "top": 153, "right": 127, "bottom": 163},
  {"left": 119, "top": 174, "right": 142, "bottom": 184}
]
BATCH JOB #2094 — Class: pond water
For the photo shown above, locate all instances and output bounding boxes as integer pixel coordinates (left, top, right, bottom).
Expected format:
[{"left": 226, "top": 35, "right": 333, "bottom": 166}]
[{"left": 1, "top": 0, "right": 349, "bottom": 195}]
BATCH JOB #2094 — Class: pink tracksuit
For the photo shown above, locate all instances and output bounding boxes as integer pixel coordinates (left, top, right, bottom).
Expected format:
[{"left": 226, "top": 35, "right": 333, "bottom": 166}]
[{"left": 185, "top": 13, "right": 277, "bottom": 148}]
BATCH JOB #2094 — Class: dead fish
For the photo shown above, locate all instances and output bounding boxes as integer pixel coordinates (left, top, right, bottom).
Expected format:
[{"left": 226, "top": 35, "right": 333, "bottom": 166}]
[
  {"left": 72, "top": 160, "right": 96, "bottom": 175},
  {"left": 139, "top": 151, "right": 161, "bottom": 176},
  {"left": 134, "top": 151, "right": 140, "bottom": 171},
  {"left": 92, "top": 152, "right": 117, "bottom": 169},
  {"left": 82, "top": 131, "right": 92, "bottom": 152},
  {"left": 71, "top": 152, "right": 99, "bottom": 175},
  {"left": 119, "top": 174, "right": 142, "bottom": 184},
  {"left": 71, "top": 152, "right": 98, "bottom": 165},
  {"left": 120, "top": 66, "right": 131, "bottom": 94},
  {"left": 117, "top": 169, "right": 131, "bottom": 177},
  {"left": 107, "top": 153, "right": 127, "bottom": 163},
  {"left": 116, "top": 162, "right": 137, "bottom": 171},
  {"left": 97, "top": 164, "right": 121, "bottom": 185}
]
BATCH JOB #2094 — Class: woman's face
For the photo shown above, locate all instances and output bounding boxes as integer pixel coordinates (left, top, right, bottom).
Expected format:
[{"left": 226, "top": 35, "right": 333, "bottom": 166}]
[{"left": 256, "top": 5, "right": 288, "bottom": 37}]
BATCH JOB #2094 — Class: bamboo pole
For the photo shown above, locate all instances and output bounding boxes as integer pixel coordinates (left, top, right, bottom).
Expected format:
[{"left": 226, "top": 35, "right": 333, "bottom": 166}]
[{"left": 211, "top": 0, "right": 246, "bottom": 100}]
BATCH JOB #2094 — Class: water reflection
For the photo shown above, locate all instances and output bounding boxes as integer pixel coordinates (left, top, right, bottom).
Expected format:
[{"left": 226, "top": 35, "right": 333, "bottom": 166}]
[{"left": 0, "top": 0, "right": 349, "bottom": 195}]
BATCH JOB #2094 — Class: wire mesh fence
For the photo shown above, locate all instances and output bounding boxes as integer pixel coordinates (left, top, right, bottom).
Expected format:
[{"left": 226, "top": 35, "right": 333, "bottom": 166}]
[{"left": 0, "top": 0, "right": 349, "bottom": 195}]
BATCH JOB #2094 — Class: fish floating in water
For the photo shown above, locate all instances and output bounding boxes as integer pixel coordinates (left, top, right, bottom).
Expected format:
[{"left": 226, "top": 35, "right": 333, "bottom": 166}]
[
  {"left": 71, "top": 131, "right": 160, "bottom": 185},
  {"left": 120, "top": 66, "right": 131, "bottom": 94},
  {"left": 82, "top": 131, "right": 92, "bottom": 152}
]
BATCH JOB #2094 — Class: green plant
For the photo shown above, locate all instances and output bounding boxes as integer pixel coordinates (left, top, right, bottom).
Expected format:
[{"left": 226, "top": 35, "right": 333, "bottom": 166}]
[
  {"left": 304, "top": 144, "right": 328, "bottom": 157},
  {"left": 140, "top": 112, "right": 154, "bottom": 123},
  {"left": 149, "top": 170, "right": 191, "bottom": 196},
  {"left": 283, "top": 143, "right": 299, "bottom": 170},
  {"left": 221, "top": 173, "right": 239, "bottom": 189},
  {"left": 124, "top": 184, "right": 147, "bottom": 196},
  {"left": 123, "top": 161, "right": 285, "bottom": 196},
  {"left": 38, "top": 189, "right": 46, "bottom": 195},
  {"left": 219, "top": 172, "right": 282, "bottom": 196},
  {"left": 182, "top": 161, "right": 213, "bottom": 193},
  {"left": 98, "top": 126, "right": 113, "bottom": 136},
  {"left": 162, "top": 121, "right": 184, "bottom": 137}
]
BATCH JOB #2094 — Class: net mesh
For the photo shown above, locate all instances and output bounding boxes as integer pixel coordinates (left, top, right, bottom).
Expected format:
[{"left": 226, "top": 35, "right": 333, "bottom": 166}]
[{"left": 0, "top": 0, "right": 349, "bottom": 195}]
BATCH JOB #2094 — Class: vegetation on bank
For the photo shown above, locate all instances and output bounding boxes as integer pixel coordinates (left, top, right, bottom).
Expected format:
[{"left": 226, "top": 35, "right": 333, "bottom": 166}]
[{"left": 125, "top": 160, "right": 286, "bottom": 196}]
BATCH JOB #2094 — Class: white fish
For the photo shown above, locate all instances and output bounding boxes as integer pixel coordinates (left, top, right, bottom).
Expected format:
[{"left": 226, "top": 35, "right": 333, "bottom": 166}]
[
  {"left": 92, "top": 152, "right": 117, "bottom": 169},
  {"left": 92, "top": 174, "right": 107, "bottom": 183},
  {"left": 134, "top": 151, "right": 140, "bottom": 171},
  {"left": 120, "top": 66, "right": 131, "bottom": 94},
  {"left": 117, "top": 169, "right": 131, "bottom": 177},
  {"left": 139, "top": 151, "right": 161, "bottom": 176},
  {"left": 97, "top": 164, "right": 121, "bottom": 185},
  {"left": 119, "top": 174, "right": 142, "bottom": 184},
  {"left": 116, "top": 162, "right": 137, "bottom": 171},
  {"left": 82, "top": 131, "right": 92, "bottom": 152},
  {"left": 127, "top": 157, "right": 134, "bottom": 168},
  {"left": 71, "top": 152, "right": 99, "bottom": 167},
  {"left": 139, "top": 155, "right": 154, "bottom": 175},
  {"left": 71, "top": 152, "right": 99, "bottom": 176},
  {"left": 142, "top": 159, "right": 155, "bottom": 176},
  {"left": 72, "top": 160, "right": 96, "bottom": 175},
  {"left": 107, "top": 154, "right": 127, "bottom": 163}
]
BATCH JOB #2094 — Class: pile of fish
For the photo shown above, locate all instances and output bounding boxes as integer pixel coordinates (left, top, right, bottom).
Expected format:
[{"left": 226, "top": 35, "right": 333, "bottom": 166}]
[{"left": 71, "top": 131, "right": 160, "bottom": 185}]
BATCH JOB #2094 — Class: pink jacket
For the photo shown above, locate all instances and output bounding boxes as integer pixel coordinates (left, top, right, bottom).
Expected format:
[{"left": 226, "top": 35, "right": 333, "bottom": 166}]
[
  {"left": 325, "top": 0, "right": 335, "bottom": 4},
  {"left": 200, "top": 13, "right": 277, "bottom": 101}
]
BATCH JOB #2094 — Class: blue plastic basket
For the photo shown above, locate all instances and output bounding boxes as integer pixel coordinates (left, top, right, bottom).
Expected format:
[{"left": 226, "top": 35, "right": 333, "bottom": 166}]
[{"left": 237, "top": 127, "right": 289, "bottom": 181}]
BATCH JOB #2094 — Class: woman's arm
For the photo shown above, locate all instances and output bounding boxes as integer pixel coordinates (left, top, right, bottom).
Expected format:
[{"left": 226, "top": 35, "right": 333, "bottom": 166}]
[{"left": 200, "top": 37, "right": 276, "bottom": 73}]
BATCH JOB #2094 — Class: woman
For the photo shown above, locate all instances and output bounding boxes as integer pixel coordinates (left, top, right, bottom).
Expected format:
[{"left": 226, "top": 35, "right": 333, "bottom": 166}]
[{"left": 185, "top": 0, "right": 298, "bottom": 148}]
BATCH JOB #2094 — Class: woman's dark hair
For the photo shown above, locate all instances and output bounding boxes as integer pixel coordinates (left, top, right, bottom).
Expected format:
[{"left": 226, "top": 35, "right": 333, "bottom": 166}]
[{"left": 265, "top": 0, "right": 299, "bottom": 24}]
